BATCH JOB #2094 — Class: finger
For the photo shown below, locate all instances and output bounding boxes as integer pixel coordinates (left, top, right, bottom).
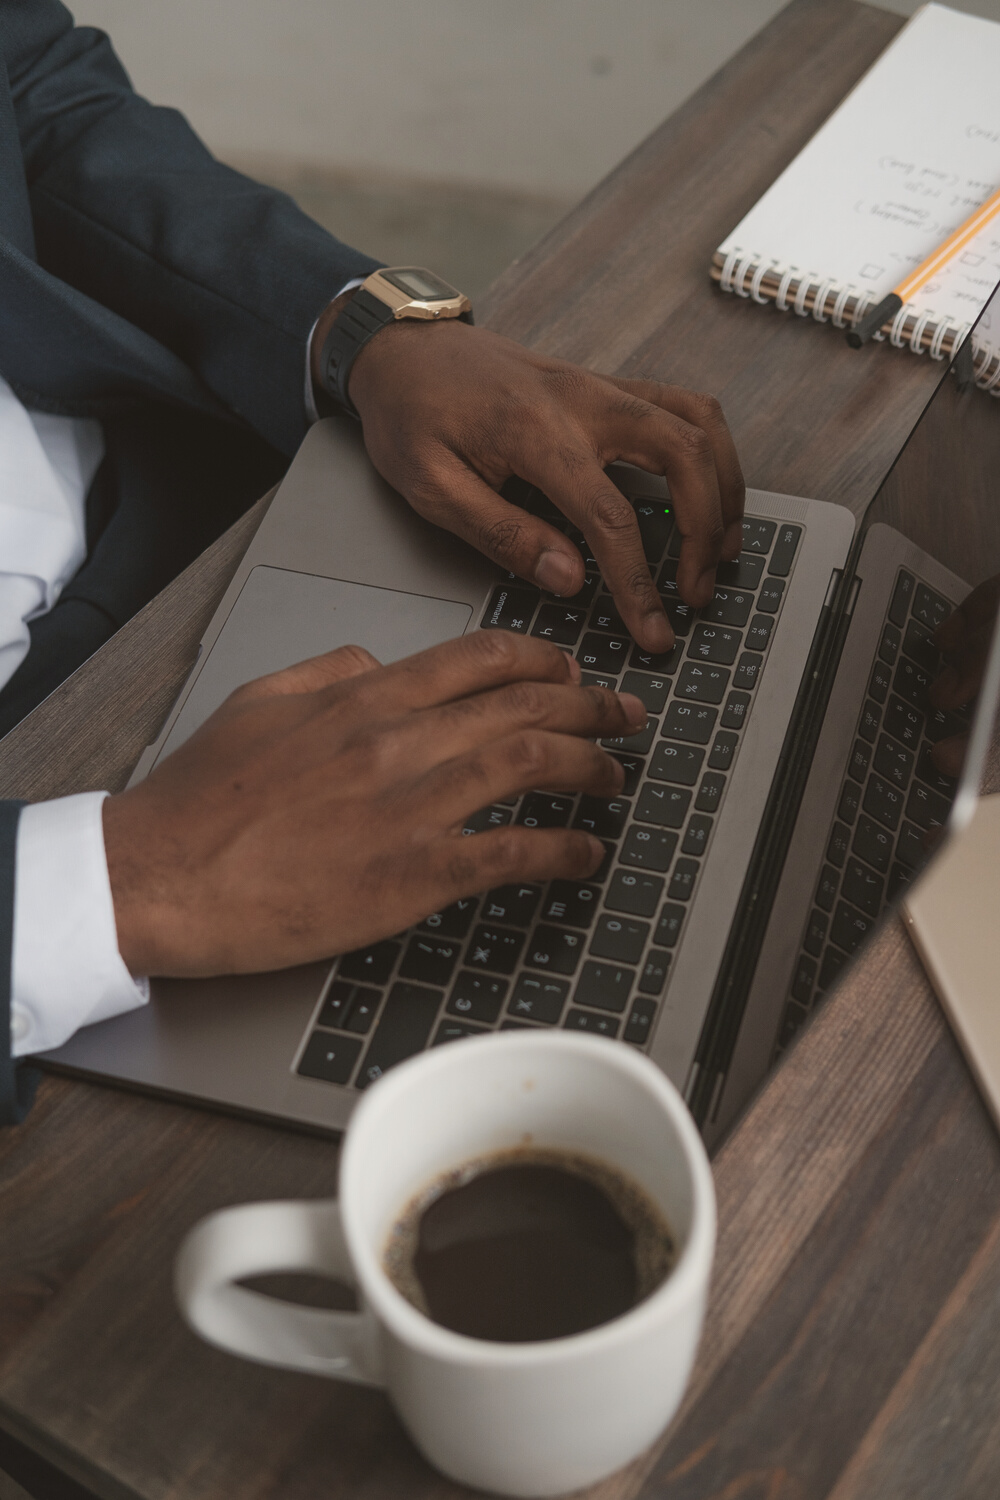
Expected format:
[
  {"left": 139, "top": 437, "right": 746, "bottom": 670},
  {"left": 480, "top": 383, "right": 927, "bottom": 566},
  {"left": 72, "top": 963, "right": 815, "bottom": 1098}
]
[
  {"left": 231, "top": 643, "right": 381, "bottom": 704},
  {"left": 931, "top": 734, "right": 968, "bottom": 780},
  {"left": 322, "top": 629, "right": 581, "bottom": 718},
  {"left": 421, "top": 731, "right": 626, "bottom": 826},
  {"left": 527, "top": 446, "right": 673, "bottom": 652},
  {"left": 420, "top": 679, "right": 645, "bottom": 765},
  {"left": 408, "top": 445, "right": 589, "bottom": 598},
  {"left": 929, "top": 637, "right": 990, "bottom": 709},
  {"left": 432, "top": 824, "right": 606, "bottom": 903},
  {"left": 601, "top": 377, "right": 746, "bottom": 561}
]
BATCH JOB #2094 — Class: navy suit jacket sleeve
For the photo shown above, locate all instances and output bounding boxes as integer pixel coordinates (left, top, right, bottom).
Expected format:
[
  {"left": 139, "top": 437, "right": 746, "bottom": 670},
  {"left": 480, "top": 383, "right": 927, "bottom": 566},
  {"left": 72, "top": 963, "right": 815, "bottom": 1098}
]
[
  {"left": 5, "top": 0, "right": 381, "bottom": 455},
  {"left": 0, "top": 801, "right": 36, "bottom": 1127}
]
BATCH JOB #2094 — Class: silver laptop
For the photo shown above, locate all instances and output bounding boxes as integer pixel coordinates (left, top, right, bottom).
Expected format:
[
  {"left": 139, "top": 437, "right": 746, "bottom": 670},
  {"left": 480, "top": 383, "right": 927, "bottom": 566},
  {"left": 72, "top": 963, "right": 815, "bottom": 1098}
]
[{"left": 38, "top": 336, "right": 997, "bottom": 1142}]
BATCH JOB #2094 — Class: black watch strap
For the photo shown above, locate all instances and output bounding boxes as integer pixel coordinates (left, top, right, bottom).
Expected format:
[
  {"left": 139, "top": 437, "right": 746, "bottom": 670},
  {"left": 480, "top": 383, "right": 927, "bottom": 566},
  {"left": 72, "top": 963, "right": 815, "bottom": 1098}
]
[{"left": 319, "top": 285, "right": 473, "bottom": 419}]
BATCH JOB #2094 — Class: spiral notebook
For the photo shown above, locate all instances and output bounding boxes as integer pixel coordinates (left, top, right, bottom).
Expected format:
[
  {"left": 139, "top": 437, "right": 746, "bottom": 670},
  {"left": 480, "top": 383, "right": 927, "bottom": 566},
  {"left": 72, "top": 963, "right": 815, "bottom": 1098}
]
[{"left": 712, "top": 3, "right": 1000, "bottom": 394}]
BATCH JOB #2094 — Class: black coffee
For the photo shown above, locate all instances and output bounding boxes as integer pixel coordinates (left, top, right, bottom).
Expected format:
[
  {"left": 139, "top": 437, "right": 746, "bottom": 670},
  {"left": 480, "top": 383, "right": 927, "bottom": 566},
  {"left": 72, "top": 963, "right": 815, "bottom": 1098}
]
[{"left": 383, "top": 1148, "right": 675, "bottom": 1343}]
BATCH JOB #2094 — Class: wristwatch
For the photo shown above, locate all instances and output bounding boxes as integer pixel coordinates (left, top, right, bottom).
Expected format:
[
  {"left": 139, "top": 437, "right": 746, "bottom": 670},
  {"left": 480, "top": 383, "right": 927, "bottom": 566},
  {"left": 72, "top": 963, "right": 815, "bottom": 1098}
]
[{"left": 320, "top": 267, "right": 473, "bottom": 417}]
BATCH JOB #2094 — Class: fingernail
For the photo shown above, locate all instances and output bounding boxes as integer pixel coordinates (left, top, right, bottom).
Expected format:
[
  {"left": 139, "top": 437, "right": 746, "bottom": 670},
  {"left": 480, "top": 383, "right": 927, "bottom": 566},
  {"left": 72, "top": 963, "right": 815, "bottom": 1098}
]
[
  {"left": 642, "top": 610, "right": 673, "bottom": 654},
  {"left": 585, "top": 835, "right": 605, "bottom": 870},
  {"left": 535, "top": 549, "right": 578, "bottom": 596},
  {"left": 618, "top": 692, "right": 647, "bottom": 728}
]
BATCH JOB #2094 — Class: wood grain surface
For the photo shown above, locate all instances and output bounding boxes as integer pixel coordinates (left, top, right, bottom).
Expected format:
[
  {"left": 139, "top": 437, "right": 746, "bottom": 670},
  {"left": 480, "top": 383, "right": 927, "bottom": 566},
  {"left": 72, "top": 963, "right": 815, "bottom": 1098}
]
[{"left": 3, "top": 3, "right": 1000, "bottom": 1499}]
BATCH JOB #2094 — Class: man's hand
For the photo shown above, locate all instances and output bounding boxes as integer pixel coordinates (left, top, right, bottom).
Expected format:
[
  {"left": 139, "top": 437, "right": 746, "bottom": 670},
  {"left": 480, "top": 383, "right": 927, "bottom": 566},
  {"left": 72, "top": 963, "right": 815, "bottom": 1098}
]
[
  {"left": 311, "top": 304, "right": 744, "bottom": 653},
  {"left": 103, "top": 633, "right": 645, "bottom": 978}
]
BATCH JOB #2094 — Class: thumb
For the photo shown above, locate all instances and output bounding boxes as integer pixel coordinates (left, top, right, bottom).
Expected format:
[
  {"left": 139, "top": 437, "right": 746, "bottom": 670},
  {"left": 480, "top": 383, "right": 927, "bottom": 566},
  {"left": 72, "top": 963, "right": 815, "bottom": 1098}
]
[{"left": 236, "top": 643, "right": 382, "bottom": 702}]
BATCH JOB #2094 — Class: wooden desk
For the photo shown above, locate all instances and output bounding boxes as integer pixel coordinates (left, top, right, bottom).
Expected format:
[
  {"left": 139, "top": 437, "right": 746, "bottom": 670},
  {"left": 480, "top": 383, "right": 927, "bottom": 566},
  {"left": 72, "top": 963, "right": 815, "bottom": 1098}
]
[{"left": 3, "top": 3, "right": 1000, "bottom": 1497}]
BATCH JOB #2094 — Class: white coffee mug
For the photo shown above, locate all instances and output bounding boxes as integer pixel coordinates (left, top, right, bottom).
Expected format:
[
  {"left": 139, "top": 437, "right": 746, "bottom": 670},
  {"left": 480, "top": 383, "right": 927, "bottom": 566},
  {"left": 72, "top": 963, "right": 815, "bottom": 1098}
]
[{"left": 175, "top": 1031, "right": 715, "bottom": 1496}]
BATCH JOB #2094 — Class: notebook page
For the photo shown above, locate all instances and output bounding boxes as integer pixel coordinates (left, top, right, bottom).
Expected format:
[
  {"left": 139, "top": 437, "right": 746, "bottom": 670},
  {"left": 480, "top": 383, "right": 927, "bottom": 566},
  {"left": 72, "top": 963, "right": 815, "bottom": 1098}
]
[{"left": 716, "top": 4, "right": 1000, "bottom": 306}]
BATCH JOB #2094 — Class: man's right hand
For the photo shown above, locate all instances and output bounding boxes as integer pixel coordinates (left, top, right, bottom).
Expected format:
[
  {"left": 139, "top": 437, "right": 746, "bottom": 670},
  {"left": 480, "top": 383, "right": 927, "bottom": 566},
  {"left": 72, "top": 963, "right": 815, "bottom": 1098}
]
[{"left": 102, "top": 632, "right": 646, "bottom": 979}]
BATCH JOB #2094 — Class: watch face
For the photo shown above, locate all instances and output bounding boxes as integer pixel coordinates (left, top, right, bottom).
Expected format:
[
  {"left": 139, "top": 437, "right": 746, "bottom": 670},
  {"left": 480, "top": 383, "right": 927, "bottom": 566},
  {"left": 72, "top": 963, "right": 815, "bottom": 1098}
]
[{"left": 380, "top": 267, "right": 459, "bottom": 302}]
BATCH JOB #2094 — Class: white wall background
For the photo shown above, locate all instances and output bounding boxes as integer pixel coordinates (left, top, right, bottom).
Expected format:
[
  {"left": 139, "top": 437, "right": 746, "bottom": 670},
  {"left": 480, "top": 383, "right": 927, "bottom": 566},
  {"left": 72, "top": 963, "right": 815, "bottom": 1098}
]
[{"left": 72, "top": 1, "right": 1000, "bottom": 199}]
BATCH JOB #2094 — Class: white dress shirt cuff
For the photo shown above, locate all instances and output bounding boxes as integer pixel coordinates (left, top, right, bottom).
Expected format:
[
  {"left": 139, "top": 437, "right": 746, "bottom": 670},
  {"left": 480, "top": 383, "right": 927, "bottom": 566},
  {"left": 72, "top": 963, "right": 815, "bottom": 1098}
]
[
  {"left": 10, "top": 792, "right": 149, "bottom": 1057},
  {"left": 304, "top": 277, "right": 368, "bottom": 425}
]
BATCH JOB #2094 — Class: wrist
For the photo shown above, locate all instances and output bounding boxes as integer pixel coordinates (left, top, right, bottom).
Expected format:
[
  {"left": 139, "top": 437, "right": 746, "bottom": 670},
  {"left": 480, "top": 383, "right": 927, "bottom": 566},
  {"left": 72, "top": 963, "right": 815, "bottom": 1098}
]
[{"left": 309, "top": 289, "right": 357, "bottom": 394}]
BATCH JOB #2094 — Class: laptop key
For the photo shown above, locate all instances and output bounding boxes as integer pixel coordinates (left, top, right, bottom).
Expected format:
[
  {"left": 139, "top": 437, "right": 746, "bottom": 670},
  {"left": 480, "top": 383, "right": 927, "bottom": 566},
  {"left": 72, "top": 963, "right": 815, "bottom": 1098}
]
[
  {"left": 852, "top": 814, "right": 891, "bottom": 874},
  {"left": 896, "top": 820, "right": 927, "bottom": 869},
  {"left": 757, "top": 577, "right": 786, "bottom": 613},
  {"left": 605, "top": 869, "right": 664, "bottom": 918},
  {"left": 624, "top": 997, "right": 658, "bottom": 1044},
  {"left": 573, "top": 795, "right": 630, "bottom": 840},
  {"left": 878, "top": 623, "right": 901, "bottom": 665},
  {"left": 621, "top": 826, "right": 678, "bottom": 871},
  {"left": 420, "top": 897, "right": 479, "bottom": 939},
  {"left": 343, "top": 991, "right": 380, "bottom": 1034},
  {"left": 432, "top": 1021, "right": 488, "bottom": 1046},
  {"left": 462, "top": 804, "right": 513, "bottom": 835},
  {"left": 356, "top": 983, "right": 442, "bottom": 1088},
  {"left": 564, "top": 1009, "right": 620, "bottom": 1037},
  {"left": 688, "top": 624, "right": 742, "bottom": 665},
  {"left": 466, "top": 925, "right": 525, "bottom": 974},
  {"left": 298, "top": 1031, "right": 364, "bottom": 1086},
  {"left": 541, "top": 881, "right": 601, "bottom": 928},
  {"left": 339, "top": 940, "right": 400, "bottom": 986},
  {"left": 399, "top": 935, "right": 460, "bottom": 988},
  {"left": 621, "top": 669, "right": 670, "bottom": 714},
  {"left": 745, "top": 615, "right": 774, "bottom": 652},
  {"left": 847, "top": 739, "right": 871, "bottom": 782},
  {"left": 318, "top": 981, "right": 376, "bottom": 1031},
  {"left": 887, "top": 862, "right": 913, "bottom": 903},
  {"left": 676, "top": 662, "right": 730, "bottom": 704},
  {"left": 708, "top": 731, "right": 739, "bottom": 771},
  {"left": 721, "top": 689, "right": 751, "bottom": 730},
  {"left": 638, "top": 954, "right": 670, "bottom": 996},
  {"left": 857, "top": 700, "right": 882, "bottom": 744},
  {"left": 888, "top": 570, "right": 916, "bottom": 628},
  {"left": 906, "top": 781, "right": 951, "bottom": 831},
  {"left": 608, "top": 753, "right": 644, "bottom": 796},
  {"left": 590, "top": 915, "right": 649, "bottom": 965},
  {"left": 649, "top": 741, "right": 704, "bottom": 785},
  {"left": 695, "top": 772, "right": 726, "bottom": 813},
  {"left": 702, "top": 589, "right": 754, "bottom": 628},
  {"left": 574, "top": 961, "right": 634, "bottom": 1013},
  {"left": 601, "top": 721, "right": 657, "bottom": 756},
  {"left": 668, "top": 859, "right": 699, "bottom": 902},
  {"left": 507, "top": 976, "right": 569, "bottom": 1025},
  {"left": 884, "top": 694, "right": 923, "bottom": 748},
  {"left": 653, "top": 903, "right": 685, "bottom": 948},
  {"left": 803, "top": 910, "right": 828, "bottom": 958},
  {"left": 868, "top": 660, "right": 892, "bottom": 704},
  {"left": 815, "top": 865, "right": 839, "bottom": 912},
  {"left": 716, "top": 552, "right": 765, "bottom": 588},
  {"left": 826, "top": 822, "right": 850, "bottom": 868},
  {"left": 482, "top": 584, "right": 539, "bottom": 633},
  {"left": 924, "top": 705, "right": 966, "bottom": 743},
  {"left": 636, "top": 783, "right": 691, "bottom": 828},
  {"left": 532, "top": 602, "right": 587, "bottom": 645},
  {"left": 517, "top": 793, "right": 574, "bottom": 828},
  {"left": 792, "top": 953, "right": 817, "bottom": 1002},
  {"left": 902, "top": 619, "right": 939, "bottom": 675},
  {"left": 842, "top": 858, "right": 884, "bottom": 918},
  {"left": 830, "top": 900, "right": 873, "bottom": 955},
  {"left": 734, "top": 653, "right": 762, "bottom": 690},
  {"left": 481, "top": 884, "right": 542, "bottom": 927},
  {"left": 818, "top": 946, "right": 847, "bottom": 991},
  {"left": 525, "top": 925, "right": 584, "bottom": 975},
  {"left": 661, "top": 702, "right": 717, "bottom": 744},
  {"left": 911, "top": 584, "right": 951, "bottom": 632},
  {"left": 590, "top": 595, "right": 628, "bottom": 633},
  {"left": 448, "top": 972, "right": 507, "bottom": 1024},
  {"left": 768, "top": 524, "right": 801, "bottom": 577},
  {"left": 580, "top": 671, "right": 616, "bottom": 690},
  {"left": 838, "top": 781, "right": 861, "bottom": 824},
  {"left": 893, "top": 658, "right": 931, "bottom": 710},
  {"left": 741, "top": 518, "right": 777, "bottom": 553},
  {"left": 863, "top": 775, "right": 904, "bottom": 831},
  {"left": 577, "top": 631, "right": 630, "bottom": 674},
  {"left": 682, "top": 814, "right": 713, "bottom": 857},
  {"left": 915, "top": 743, "right": 957, "bottom": 796},
  {"left": 873, "top": 733, "right": 914, "bottom": 790},
  {"left": 635, "top": 501, "right": 674, "bottom": 563},
  {"left": 664, "top": 601, "right": 695, "bottom": 637}
]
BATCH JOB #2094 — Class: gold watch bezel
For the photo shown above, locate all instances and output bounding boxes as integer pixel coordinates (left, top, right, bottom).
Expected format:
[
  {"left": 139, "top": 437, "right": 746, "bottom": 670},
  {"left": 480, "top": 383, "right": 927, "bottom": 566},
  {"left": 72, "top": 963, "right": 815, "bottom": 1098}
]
[{"left": 363, "top": 267, "right": 472, "bottom": 321}]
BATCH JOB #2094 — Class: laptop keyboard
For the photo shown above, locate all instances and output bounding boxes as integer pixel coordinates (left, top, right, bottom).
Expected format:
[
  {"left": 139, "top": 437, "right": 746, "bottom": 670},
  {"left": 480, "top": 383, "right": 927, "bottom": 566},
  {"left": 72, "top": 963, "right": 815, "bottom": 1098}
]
[
  {"left": 775, "top": 569, "right": 966, "bottom": 1056},
  {"left": 296, "top": 487, "right": 803, "bottom": 1092}
]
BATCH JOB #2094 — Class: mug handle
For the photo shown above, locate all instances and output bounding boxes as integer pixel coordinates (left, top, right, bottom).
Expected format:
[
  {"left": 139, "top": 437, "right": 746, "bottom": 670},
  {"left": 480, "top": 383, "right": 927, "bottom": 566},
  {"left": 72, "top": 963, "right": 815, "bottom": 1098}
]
[{"left": 174, "top": 1199, "right": 383, "bottom": 1385}]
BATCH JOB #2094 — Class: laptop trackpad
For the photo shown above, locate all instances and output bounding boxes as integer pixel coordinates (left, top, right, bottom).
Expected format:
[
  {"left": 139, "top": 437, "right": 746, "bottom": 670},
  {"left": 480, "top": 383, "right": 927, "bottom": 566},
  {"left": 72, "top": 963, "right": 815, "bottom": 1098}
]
[{"left": 156, "top": 565, "right": 474, "bottom": 761}]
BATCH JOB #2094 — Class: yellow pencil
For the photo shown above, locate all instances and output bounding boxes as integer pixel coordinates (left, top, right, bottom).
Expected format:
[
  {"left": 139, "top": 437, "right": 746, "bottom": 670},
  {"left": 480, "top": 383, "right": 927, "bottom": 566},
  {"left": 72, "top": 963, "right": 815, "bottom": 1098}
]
[{"left": 847, "top": 182, "right": 1000, "bottom": 347}]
